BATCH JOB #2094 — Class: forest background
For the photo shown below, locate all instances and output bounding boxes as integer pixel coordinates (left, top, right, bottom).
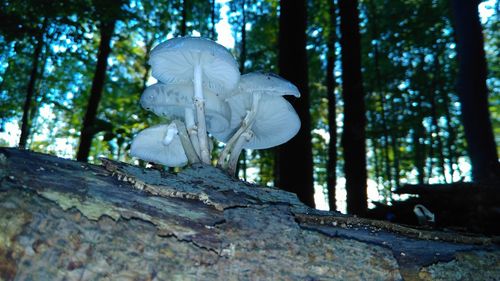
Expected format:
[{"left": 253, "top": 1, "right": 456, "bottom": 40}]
[{"left": 0, "top": 0, "right": 498, "bottom": 214}]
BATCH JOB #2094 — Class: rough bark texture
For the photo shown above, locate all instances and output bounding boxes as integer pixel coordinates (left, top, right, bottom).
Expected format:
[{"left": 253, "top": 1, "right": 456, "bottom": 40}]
[
  {"left": 451, "top": 0, "right": 500, "bottom": 182},
  {"left": 1, "top": 148, "right": 499, "bottom": 280},
  {"left": 277, "top": 0, "right": 315, "bottom": 207},
  {"left": 339, "top": 0, "right": 368, "bottom": 215},
  {"left": 76, "top": 19, "right": 116, "bottom": 162}
]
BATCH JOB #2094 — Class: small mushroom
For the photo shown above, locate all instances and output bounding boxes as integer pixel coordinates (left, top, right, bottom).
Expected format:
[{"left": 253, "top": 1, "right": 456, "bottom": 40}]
[
  {"left": 149, "top": 37, "right": 240, "bottom": 164},
  {"left": 141, "top": 83, "right": 231, "bottom": 157},
  {"left": 215, "top": 72, "right": 301, "bottom": 174},
  {"left": 216, "top": 94, "right": 300, "bottom": 175},
  {"left": 130, "top": 123, "right": 198, "bottom": 167}
]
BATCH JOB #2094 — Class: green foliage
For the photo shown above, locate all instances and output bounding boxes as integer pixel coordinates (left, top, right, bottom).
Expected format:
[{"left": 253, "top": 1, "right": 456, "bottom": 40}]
[{"left": 0, "top": 0, "right": 498, "bottom": 207}]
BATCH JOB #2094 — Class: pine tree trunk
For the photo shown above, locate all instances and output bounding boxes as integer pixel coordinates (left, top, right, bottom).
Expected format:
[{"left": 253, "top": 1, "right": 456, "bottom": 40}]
[
  {"left": 19, "top": 19, "right": 47, "bottom": 149},
  {"left": 339, "top": 0, "right": 367, "bottom": 215},
  {"left": 277, "top": 0, "right": 315, "bottom": 207},
  {"left": 76, "top": 19, "right": 116, "bottom": 162},
  {"left": 451, "top": 0, "right": 500, "bottom": 182},
  {"left": 326, "top": 0, "right": 338, "bottom": 211}
]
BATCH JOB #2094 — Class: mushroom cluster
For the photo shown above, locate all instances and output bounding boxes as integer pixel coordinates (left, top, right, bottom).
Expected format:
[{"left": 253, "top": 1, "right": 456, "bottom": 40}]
[{"left": 130, "top": 37, "right": 301, "bottom": 176}]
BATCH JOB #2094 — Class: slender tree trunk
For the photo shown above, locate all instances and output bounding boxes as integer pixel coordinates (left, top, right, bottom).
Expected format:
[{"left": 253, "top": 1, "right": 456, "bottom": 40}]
[
  {"left": 440, "top": 78, "right": 457, "bottom": 179},
  {"left": 326, "top": 0, "right": 338, "bottom": 211},
  {"left": 76, "top": 19, "right": 116, "bottom": 162},
  {"left": 19, "top": 18, "right": 47, "bottom": 149},
  {"left": 372, "top": 137, "right": 384, "bottom": 201},
  {"left": 181, "top": 0, "right": 187, "bottom": 36},
  {"left": 238, "top": 0, "right": 248, "bottom": 181},
  {"left": 391, "top": 135, "right": 400, "bottom": 190},
  {"left": 27, "top": 46, "right": 50, "bottom": 146},
  {"left": 277, "top": 0, "right": 315, "bottom": 207},
  {"left": 451, "top": 0, "right": 500, "bottom": 182},
  {"left": 426, "top": 129, "right": 435, "bottom": 182},
  {"left": 140, "top": 12, "right": 153, "bottom": 93},
  {"left": 210, "top": 0, "right": 216, "bottom": 40},
  {"left": 339, "top": 0, "right": 367, "bottom": 215},
  {"left": 413, "top": 101, "right": 426, "bottom": 185},
  {"left": 366, "top": 0, "right": 392, "bottom": 192},
  {"left": 429, "top": 64, "right": 447, "bottom": 183}
]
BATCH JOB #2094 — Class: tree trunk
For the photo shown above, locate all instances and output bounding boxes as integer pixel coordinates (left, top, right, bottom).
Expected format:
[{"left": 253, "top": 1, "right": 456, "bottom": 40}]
[
  {"left": 19, "top": 18, "right": 47, "bottom": 149},
  {"left": 140, "top": 12, "right": 154, "bottom": 93},
  {"left": 391, "top": 135, "right": 401, "bottom": 190},
  {"left": 210, "top": 0, "right": 216, "bottom": 39},
  {"left": 367, "top": 0, "right": 393, "bottom": 193},
  {"left": 1, "top": 148, "right": 498, "bottom": 280},
  {"left": 413, "top": 102, "right": 426, "bottom": 185},
  {"left": 237, "top": 0, "right": 247, "bottom": 181},
  {"left": 76, "top": 19, "right": 116, "bottom": 162},
  {"left": 429, "top": 65, "right": 447, "bottom": 183},
  {"left": 339, "top": 0, "right": 367, "bottom": 215},
  {"left": 27, "top": 38, "right": 51, "bottom": 144},
  {"left": 326, "top": 0, "right": 338, "bottom": 211},
  {"left": 451, "top": 0, "right": 500, "bottom": 182},
  {"left": 181, "top": 0, "right": 187, "bottom": 36},
  {"left": 277, "top": 0, "right": 315, "bottom": 207}
]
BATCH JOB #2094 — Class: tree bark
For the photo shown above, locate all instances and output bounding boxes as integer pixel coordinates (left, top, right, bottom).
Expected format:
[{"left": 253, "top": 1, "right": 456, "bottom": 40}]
[
  {"left": 76, "top": 19, "right": 116, "bottom": 162},
  {"left": 19, "top": 18, "right": 47, "bottom": 149},
  {"left": 326, "top": 0, "right": 338, "bottom": 211},
  {"left": 1, "top": 148, "right": 499, "bottom": 280},
  {"left": 339, "top": 0, "right": 367, "bottom": 215},
  {"left": 277, "top": 0, "right": 315, "bottom": 207},
  {"left": 450, "top": 0, "right": 500, "bottom": 182}
]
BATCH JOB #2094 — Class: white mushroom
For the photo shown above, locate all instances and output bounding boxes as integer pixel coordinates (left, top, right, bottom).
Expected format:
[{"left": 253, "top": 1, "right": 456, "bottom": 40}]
[
  {"left": 149, "top": 37, "right": 240, "bottom": 164},
  {"left": 141, "top": 83, "right": 231, "bottom": 157},
  {"left": 216, "top": 94, "right": 300, "bottom": 175},
  {"left": 215, "top": 72, "right": 301, "bottom": 174},
  {"left": 130, "top": 123, "right": 192, "bottom": 167}
]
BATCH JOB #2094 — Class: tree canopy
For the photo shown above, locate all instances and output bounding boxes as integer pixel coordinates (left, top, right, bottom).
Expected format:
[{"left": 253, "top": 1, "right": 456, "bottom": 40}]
[{"left": 1, "top": 0, "right": 498, "bottom": 213}]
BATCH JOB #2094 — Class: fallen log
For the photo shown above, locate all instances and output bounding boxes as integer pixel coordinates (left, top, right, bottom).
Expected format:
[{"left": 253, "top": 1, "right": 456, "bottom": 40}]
[{"left": 0, "top": 148, "right": 498, "bottom": 280}]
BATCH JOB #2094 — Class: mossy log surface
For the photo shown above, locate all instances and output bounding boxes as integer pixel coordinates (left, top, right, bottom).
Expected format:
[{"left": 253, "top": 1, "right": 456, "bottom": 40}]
[{"left": 0, "top": 148, "right": 498, "bottom": 280}]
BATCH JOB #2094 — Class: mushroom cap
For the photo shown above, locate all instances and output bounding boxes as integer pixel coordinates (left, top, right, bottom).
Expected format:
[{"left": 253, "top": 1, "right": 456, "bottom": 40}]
[
  {"left": 141, "top": 83, "right": 230, "bottom": 134},
  {"left": 214, "top": 94, "right": 301, "bottom": 149},
  {"left": 130, "top": 124, "right": 188, "bottom": 167},
  {"left": 238, "top": 72, "right": 301, "bottom": 97},
  {"left": 149, "top": 37, "right": 240, "bottom": 95}
]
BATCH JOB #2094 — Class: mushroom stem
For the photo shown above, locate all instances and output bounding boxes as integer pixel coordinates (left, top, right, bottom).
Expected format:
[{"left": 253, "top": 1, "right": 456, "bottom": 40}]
[
  {"left": 217, "top": 110, "right": 253, "bottom": 168},
  {"left": 172, "top": 119, "right": 200, "bottom": 164},
  {"left": 217, "top": 93, "right": 262, "bottom": 169},
  {"left": 193, "top": 63, "right": 211, "bottom": 164},
  {"left": 162, "top": 123, "right": 178, "bottom": 145},
  {"left": 227, "top": 130, "right": 254, "bottom": 176},
  {"left": 184, "top": 108, "right": 200, "bottom": 157}
]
